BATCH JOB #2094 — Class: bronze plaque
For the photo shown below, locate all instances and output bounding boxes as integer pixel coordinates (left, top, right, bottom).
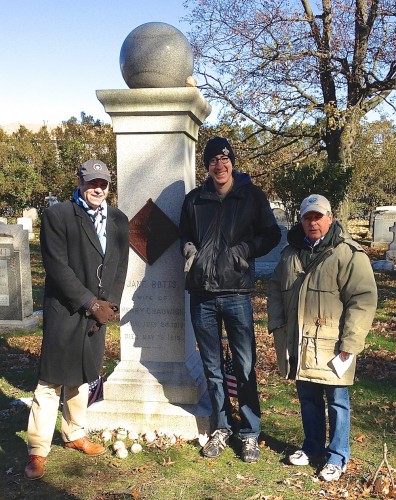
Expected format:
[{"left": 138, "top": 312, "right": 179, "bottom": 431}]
[{"left": 129, "top": 199, "right": 179, "bottom": 265}]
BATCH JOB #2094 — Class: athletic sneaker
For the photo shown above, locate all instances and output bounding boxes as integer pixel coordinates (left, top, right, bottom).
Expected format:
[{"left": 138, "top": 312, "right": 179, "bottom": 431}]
[
  {"left": 202, "top": 429, "right": 231, "bottom": 458},
  {"left": 288, "top": 449, "right": 310, "bottom": 465},
  {"left": 319, "top": 463, "right": 347, "bottom": 481},
  {"left": 241, "top": 437, "right": 260, "bottom": 463}
]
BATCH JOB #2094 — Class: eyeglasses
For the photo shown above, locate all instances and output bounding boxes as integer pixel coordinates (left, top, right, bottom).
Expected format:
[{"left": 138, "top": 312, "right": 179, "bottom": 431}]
[{"left": 209, "top": 156, "right": 230, "bottom": 166}]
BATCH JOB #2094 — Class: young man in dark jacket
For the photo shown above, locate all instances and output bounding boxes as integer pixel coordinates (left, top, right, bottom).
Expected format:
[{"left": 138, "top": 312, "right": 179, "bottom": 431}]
[
  {"left": 25, "top": 160, "right": 129, "bottom": 480},
  {"left": 180, "top": 137, "right": 281, "bottom": 462}
]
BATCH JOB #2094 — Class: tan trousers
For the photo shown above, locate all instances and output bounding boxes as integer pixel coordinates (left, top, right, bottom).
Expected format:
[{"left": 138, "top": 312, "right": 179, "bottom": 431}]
[{"left": 27, "top": 380, "right": 89, "bottom": 457}]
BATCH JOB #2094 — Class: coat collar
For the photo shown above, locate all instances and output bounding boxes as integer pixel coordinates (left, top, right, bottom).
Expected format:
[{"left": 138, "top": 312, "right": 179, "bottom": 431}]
[{"left": 72, "top": 200, "right": 115, "bottom": 259}]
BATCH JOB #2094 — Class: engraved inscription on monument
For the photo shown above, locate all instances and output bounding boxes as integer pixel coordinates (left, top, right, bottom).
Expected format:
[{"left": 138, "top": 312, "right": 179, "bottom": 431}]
[
  {"left": 0, "top": 244, "right": 22, "bottom": 320},
  {"left": 122, "top": 277, "right": 185, "bottom": 358},
  {"left": 128, "top": 199, "right": 179, "bottom": 265},
  {"left": 0, "top": 260, "right": 9, "bottom": 306}
]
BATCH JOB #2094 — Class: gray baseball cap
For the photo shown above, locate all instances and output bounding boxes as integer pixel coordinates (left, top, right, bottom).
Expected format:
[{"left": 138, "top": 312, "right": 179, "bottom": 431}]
[{"left": 78, "top": 159, "right": 111, "bottom": 182}]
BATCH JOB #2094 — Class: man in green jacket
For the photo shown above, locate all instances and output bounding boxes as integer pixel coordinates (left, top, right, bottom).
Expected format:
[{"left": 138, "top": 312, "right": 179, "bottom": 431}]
[{"left": 267, "top": 194, "right": 377, "bottom": 482}]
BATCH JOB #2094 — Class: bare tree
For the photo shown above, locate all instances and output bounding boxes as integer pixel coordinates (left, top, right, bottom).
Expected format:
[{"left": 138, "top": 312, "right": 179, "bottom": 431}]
[{"left": 184, "top": 0, "right": 396, "bottom": 168}]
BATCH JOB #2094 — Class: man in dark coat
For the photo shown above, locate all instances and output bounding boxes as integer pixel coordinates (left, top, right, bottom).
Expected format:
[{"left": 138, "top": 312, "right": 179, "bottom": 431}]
[
  {"left": 25, "top": 159, "right": 129, "bottom": 480},
  {"left": 179, "top": 137, "right": 281, "bottom": 463}
]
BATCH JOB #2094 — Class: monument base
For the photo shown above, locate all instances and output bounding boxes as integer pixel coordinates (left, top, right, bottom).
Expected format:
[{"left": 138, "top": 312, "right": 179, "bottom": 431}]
[
  {"left": 86, "top": 391, "right": 211, "bottom": 439},
  {"left": 0, "top": 316, "right": 38, "bottom": 333},
  {"left": 103, "top": 357, "right": 206, "bottom": 404}
]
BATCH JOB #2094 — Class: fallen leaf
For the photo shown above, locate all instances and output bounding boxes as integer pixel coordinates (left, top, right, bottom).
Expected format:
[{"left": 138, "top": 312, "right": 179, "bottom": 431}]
[
  {"left": 132, "top": 465, "right": 149, "bottom": 473},
  {"left": 5, "top": 467, "right": 13, "bottom": 475},
  {"left": 354, "top": 434, "right": 366, "bottom": 442},
  {"left": 373, "top": 476, "right": 390, "bottom": 495}
]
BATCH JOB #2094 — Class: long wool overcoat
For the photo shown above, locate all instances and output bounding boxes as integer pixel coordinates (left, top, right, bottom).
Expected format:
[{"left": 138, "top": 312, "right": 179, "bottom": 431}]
[{"left": 38, "top": 199, "right": 129, "bottom": 386}]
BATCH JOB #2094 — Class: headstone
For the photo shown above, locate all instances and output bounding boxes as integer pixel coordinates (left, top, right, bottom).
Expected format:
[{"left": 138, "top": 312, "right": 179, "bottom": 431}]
[
  {"left": 0, "top": 218, "right": 7, "bottom": 225},
  {"left": 17, "top": 217, "right": 34, "bottom": 240},
  {"left": 0, "top": 224, "right": 37, "bottom": 332},
  {"left": 385, "top": 222, "right": 396, "bottom": 264},
  {"left": 256, "top": 206, "right": 289, "bottom": 277},
  {"left": 45, "top": 192, "right": 59, "bottom": 207},
  {"left": 23, "top": 207, "right": 38, "bottom": 223},
  {"left": 87, "top": 23, "right": 212, "bottom": 439},
  {"left": 372, "top": 207, "right": 396, "bottom": 246}
]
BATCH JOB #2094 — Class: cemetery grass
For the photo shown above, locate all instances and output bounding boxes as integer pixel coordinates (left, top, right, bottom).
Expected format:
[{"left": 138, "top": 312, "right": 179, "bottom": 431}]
[{"left": 0, "top": 241, "right": 395, "bottom": 499}]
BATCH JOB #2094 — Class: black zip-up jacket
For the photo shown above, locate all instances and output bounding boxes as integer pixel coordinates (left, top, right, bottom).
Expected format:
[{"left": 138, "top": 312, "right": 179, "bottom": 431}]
[{"left": 179, "top": 171, "right": 281, "bottom": 293}]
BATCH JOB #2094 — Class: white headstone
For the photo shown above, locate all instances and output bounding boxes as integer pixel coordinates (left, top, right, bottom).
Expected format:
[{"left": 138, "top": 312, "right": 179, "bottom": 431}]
[
  {"left": 17, "top": 217, "right": 34, "bottom": 240},
  {"left": 372, "top": 207, "right": 396, "bottom": 246},
  {"left": 385, "top": 222, "right": 396, "bottom": 264},
  {"left": 23, "top": 207, "right": 38, "bottom": 222}
]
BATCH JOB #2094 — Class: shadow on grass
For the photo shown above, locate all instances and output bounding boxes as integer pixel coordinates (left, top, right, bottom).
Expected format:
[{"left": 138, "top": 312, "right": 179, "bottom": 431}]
[{"left": 0, "top": 335, "right": 76, "bottom": 499}]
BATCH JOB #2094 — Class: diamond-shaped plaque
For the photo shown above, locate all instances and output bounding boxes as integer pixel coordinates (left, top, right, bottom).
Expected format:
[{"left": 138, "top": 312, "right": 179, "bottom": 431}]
[{"left": 129, "top": 199, "right": 179, "bottom": 265}]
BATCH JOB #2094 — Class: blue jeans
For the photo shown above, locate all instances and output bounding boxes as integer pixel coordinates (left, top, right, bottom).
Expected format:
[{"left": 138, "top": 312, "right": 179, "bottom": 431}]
[
  {"left": 190, "top": 293, "right": 261, "bottom": 438},
  {"left": 296, "top": 380, "right": 350, "bottom": 467}
]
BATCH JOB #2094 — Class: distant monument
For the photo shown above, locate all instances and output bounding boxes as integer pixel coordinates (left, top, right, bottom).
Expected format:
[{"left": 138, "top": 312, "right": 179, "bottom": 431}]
[
  {"left": 87, "top": 23, "right": 212, "bottom": 438},
  {"left": 45, "top": 192, "right": 59, "bottom": 207},
  {"left": 385, "top": 222, "right": 396, "bottom": 264},
  {"left": 0, "top": 222, "right": 37, "bottom": 332},
  {"left": 371, "top": 206, "right": 396, "bottom": 247},
  {"left": 256, "top": 204, "right": 289, "bottom": 277},
  {"left": 17, "top": 217, "right": 34, "bottom": 240}
]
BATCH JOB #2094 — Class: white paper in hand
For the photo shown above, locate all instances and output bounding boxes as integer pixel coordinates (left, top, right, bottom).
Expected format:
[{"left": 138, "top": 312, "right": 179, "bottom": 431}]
[{"left": 329, "top": 354, "right": 354, "bottom": 378}]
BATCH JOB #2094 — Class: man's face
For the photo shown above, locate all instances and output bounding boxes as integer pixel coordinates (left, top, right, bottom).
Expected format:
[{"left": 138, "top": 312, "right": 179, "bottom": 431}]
[
  {"left": 79, "top": 178, "right": 109, "bottom": 210},
  {"left": 208, "top": 155, "right": 233, "bottom": 191},
  {"left": 301, "top": 211, "right": 333, "bottom": 243}
]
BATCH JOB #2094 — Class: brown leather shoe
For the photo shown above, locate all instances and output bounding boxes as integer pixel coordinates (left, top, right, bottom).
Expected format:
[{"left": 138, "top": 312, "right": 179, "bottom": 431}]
[
  {"left": 24, "top": 455, "right": 46, "bottom": 480},
  {"left": 64, "top": 436, "right": 106, "bottom": 456}
]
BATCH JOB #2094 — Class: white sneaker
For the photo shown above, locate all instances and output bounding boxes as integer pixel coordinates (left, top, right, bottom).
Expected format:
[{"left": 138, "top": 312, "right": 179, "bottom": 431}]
[
  {"left": 288, "top": 449, "right": 309, "bottom": 465},
  {"left": 319, "top": 463, "right": 347, "bottom": 481}
]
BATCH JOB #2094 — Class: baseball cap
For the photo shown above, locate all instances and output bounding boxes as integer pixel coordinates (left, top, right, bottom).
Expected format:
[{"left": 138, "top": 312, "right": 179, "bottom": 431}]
[
  {"left": 300, "top": 194, "right": 332, "bottom": 217},
  {"left": 78, "top": 159, "right": 111, "bottom": 182}
]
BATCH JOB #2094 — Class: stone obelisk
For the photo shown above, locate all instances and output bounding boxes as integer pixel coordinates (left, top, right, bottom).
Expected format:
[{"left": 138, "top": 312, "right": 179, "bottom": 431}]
[{"left": 87, "top": 23, "right": 212, "bottom": 438}]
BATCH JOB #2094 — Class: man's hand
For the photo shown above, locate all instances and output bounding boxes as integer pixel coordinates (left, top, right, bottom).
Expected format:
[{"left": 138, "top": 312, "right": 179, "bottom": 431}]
[
  {"left": 87, "top": 299, "right": 116, "bottom": 324},
  {"left": 183, "top": 242, "right": 197, "bottom": 272},
  {"left": 339, "top": 351, "right": 351, "bottom": 362}
]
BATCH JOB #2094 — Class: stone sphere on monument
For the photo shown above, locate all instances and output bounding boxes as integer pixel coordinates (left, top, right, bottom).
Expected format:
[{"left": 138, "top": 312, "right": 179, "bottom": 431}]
[{"left": 119, "top": 22, "right": 194, "bottom": 89}]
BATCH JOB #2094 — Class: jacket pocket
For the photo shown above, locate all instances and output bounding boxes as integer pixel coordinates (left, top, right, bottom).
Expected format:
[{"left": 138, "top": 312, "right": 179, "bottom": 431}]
[
  {"left": 301, "top": 335, "right": 340, "bottom": 371},
  {"left": 185, "top": 248, "right": 212, "bottom": 289}
]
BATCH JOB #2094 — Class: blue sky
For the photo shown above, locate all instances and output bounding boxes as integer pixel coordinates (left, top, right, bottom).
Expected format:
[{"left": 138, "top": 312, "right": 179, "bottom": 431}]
[{"left": 0, "top": 0, "right": 190, "bottom": 126}]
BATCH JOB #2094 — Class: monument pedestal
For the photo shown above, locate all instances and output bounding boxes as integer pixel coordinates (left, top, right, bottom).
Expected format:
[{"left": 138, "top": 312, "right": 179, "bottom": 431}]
[{"left": 87, "top": 88, "right": 212, "bottom": 438}]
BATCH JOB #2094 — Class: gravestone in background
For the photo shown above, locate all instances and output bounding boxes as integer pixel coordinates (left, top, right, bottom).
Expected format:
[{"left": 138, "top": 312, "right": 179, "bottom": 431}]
[
  {"left": 372, "top": 207, "right": 396, "bottom": 247},
  {"left": 385, "top": 222, "right": 396, "bottom": 264},
  {"left": 23, "top": 207, "right": 38, "bottom": 223},
  {"left": 17, "top": 217, "right": 34, "bottom": 240},
  {"left": 255, "top": 205, "right": 289, "bottom": 277},
  {"left": 0, "top": 223, "right": 37, "bottom": 332}
]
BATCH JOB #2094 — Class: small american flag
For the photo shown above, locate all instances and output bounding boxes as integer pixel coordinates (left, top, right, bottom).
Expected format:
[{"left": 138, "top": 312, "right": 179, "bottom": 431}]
[
  {"left": 87, "top": 377, "right": 104, "bottom": 407},
  {"left": 224, "top": 346, "right": 238, "bottom": 398}
]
